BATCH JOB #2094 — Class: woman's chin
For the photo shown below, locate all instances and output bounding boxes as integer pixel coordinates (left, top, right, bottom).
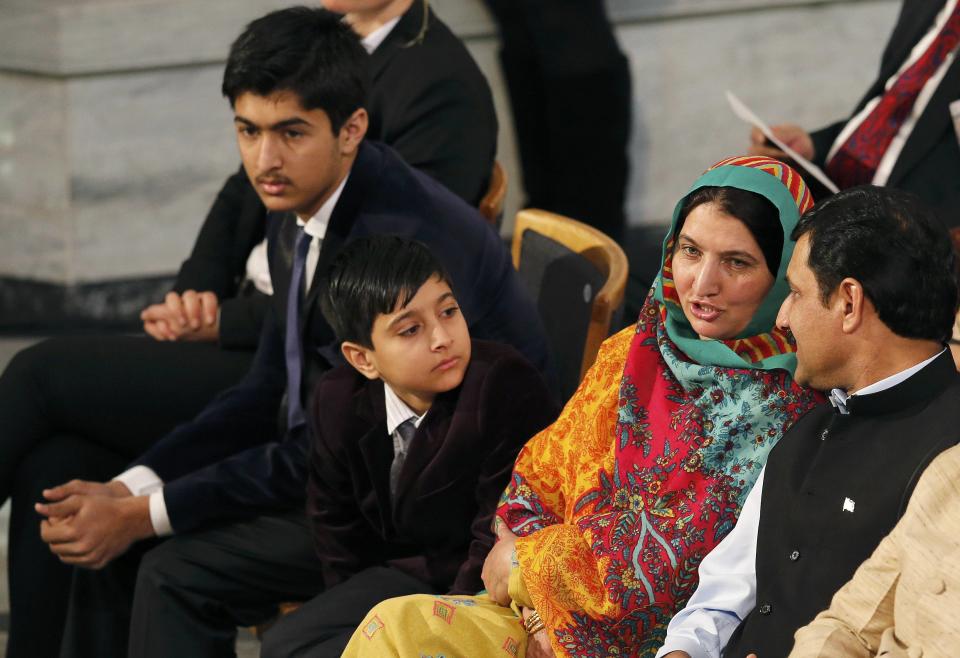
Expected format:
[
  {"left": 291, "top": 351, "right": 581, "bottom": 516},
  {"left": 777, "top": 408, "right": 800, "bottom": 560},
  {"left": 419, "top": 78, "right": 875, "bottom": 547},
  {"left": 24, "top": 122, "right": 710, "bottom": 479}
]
[{"left": 689, "top": 319, "right": 736, "bottom": 341}]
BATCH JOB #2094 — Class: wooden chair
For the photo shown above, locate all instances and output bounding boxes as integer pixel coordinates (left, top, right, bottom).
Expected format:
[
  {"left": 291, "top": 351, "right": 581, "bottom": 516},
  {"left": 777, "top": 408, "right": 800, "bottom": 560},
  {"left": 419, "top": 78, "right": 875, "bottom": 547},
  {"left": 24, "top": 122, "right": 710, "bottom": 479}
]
[
  {"left": 511, "top": 209, "right": 629, "bottom": 401},
  {"left": 478, "top": 161, "right": 507, "bottom": 228}
]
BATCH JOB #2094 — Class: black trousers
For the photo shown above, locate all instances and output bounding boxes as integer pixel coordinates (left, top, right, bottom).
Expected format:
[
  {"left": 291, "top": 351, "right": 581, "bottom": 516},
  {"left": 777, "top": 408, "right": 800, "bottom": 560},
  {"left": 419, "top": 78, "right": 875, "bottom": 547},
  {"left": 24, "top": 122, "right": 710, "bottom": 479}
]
[
  {"left": 260, "top": 567, "right": 437, "bottom": 658},
  {"left": 60, "top": 511, "right": 325, "bottom": 658},
  {"left": 484, "top": 0, "right": 633, "bottom": 243},
  {"left": 0, "top": 336, "right": 254, "bottom": 658}
]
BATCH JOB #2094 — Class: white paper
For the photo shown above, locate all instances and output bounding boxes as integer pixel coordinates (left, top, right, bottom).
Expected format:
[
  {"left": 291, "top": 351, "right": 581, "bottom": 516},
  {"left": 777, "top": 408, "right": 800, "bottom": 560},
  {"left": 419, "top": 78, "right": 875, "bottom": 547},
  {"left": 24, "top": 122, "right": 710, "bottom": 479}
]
[
  {"left": 950, "top": 99, "right": 960, "bottom": 147},
  {"left": 726, "top": 90, "right": 839, "bottom": 194}
]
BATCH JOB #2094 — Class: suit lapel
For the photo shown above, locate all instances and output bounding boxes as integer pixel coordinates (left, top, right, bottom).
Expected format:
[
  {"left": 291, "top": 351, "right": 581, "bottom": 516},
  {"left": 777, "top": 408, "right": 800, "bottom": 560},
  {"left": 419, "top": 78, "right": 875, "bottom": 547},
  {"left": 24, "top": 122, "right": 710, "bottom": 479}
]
[
  {"left": 268, "top": 212, "right": 298, "bottom": 322},
  {"left": 367, "top": 0, "right": 428, "bottom": 82},
  {"left": 354, "top": 381, "right": 394, "bottom": 533},
  {"left": 392, "top": 390, "right": 455, "bottom": 503},
  {"left": 889, "top": 57, "right": 960, "bottom": 185},
  {"left": 879, "top": 0, "right": 944, "bottom": 82}
]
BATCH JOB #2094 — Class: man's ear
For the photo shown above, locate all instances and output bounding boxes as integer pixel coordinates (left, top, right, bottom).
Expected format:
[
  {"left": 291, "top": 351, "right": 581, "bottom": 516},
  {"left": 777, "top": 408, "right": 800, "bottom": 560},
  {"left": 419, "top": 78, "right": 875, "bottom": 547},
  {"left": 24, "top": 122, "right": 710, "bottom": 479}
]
[
  {"left": 341, "top": 341, "right": 380, "bottom": 380},
  {"left": 338, "top": 108, "right": 368, "bottom": 155},
  {"left": 837, "top": 277, "right": 866, "bottom": 334}
]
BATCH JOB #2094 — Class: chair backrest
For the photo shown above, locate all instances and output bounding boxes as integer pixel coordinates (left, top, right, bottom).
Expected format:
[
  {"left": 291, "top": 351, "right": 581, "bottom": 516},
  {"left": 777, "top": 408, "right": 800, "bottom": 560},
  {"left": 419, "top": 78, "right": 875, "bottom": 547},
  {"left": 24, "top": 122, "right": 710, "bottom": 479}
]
[
  {"left": 511, "top": 209, "right": 629, "bottom": 401},
  {"left": 478, "top": 161, "right": 507, "bottom": 228}
]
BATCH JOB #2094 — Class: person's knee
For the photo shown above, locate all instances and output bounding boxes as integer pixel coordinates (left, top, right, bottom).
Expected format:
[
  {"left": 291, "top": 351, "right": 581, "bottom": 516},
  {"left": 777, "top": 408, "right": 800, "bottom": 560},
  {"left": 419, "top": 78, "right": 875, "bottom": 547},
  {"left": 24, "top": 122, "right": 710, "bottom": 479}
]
[{"left": 136, "top": 541, "right": 188, "bottom": 597}]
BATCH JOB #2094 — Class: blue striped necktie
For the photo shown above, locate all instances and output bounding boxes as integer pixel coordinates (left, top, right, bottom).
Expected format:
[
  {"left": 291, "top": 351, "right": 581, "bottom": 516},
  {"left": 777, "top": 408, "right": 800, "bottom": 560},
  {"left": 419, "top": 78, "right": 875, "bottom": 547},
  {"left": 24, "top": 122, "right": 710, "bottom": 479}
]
[{"left": 285, "top": 229, "right": 311, "bottom": 429}]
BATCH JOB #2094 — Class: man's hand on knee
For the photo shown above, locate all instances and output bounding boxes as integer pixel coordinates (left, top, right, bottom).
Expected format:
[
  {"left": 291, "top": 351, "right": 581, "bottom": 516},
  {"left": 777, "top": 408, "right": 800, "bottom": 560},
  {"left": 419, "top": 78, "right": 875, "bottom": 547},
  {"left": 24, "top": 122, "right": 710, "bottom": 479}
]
[{"left": 35, "top": 479, "right": 154, "bottom": 569}]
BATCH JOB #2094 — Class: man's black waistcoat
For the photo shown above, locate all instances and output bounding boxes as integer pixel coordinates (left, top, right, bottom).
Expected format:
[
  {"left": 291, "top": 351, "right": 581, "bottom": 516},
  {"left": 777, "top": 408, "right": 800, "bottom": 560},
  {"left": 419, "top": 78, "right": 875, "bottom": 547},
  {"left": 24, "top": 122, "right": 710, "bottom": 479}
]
[{"left": 724, "top": 349, "right": 960, "bottom": 658}]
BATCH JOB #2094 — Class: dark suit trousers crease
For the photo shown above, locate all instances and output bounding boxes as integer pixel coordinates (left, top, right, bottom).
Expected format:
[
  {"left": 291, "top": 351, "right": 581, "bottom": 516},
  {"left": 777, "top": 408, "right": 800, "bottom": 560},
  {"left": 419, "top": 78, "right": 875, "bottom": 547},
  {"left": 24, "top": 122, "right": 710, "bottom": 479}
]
[
  {"left": 59, "top": 511, "right": 324, "bottom": 658},
  {"left": 260, "top": 566, "right": 438, "bottom": 658},
  {"left": 0, "top": 335, "right": 254, "bottom": 658}
]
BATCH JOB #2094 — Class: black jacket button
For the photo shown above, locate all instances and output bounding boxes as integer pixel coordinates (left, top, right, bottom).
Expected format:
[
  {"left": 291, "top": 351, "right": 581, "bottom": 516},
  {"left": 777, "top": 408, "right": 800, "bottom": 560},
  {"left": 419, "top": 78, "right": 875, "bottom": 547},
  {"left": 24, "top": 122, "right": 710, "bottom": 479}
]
[
  {"left": 759, "top": 604, "right": 772, "bottom": 615},
  {"left": 789, "top": 550, "right": 801, "bottom": 561}
]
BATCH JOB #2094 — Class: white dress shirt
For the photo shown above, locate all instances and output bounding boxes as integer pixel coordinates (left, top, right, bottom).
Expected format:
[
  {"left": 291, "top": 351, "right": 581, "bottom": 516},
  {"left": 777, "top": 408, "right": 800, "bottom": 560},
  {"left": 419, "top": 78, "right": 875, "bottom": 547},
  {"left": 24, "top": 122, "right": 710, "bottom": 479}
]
[
  {"left": 114, "top": 175, "right": 350, "bottom": 536},
  {"left": 656, "top": 349, "right": 945, "bottom": 658},
  {"left": 384, "top": 383, "right": 426, "bottom": 447},
  {"left": 360, "top": 16, "right": 401, "bottom": 54},
  {"left": 826, "top": 0, "right": 959, "bottom": 185}
]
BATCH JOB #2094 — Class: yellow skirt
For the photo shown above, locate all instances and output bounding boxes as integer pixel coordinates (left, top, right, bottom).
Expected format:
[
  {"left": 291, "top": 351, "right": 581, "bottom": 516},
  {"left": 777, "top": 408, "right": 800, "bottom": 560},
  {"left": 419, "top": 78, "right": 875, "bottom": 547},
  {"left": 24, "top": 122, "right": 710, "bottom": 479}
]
[{"left": 342, "top": 593, "right": 528, "bottom": 658}]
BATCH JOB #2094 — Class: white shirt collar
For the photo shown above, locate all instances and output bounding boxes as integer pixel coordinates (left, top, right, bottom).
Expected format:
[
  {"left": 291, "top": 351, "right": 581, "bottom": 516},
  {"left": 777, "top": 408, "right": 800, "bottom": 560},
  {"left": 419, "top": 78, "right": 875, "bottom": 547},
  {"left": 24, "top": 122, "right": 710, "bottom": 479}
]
[
  {"left": 294, "top": 172, "right": 350, "bottom": 239},
  {"left": 383, "top": 383, "right": 426, "bottom": 436},
  {"left": 360, "top": 16, "right": 401, "bottom": 54},
  {"left": 830, "top": 348, "right": 946, "bottom": 411}
]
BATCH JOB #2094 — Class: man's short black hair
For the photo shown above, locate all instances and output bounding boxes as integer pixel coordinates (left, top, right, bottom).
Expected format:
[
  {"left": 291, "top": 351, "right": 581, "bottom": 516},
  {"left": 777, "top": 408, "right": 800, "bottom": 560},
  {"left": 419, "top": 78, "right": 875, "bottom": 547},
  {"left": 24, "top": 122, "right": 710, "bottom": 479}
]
[
  {"left": 320, "top": 236, "right": 453, "bottom": 348},
  {"left": 792, "top": 185, "right": 959, "bottom": 342},
  {"left": 221, "top": 6, "right": 369, "bottom": 133}
]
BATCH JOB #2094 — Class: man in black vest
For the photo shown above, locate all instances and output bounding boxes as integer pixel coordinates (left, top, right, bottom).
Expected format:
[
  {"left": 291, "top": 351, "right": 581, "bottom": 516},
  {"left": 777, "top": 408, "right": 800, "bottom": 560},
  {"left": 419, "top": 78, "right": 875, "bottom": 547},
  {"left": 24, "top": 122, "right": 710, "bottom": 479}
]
[{"left": 657, "top": 185, "right": 960, "bottom": 658}]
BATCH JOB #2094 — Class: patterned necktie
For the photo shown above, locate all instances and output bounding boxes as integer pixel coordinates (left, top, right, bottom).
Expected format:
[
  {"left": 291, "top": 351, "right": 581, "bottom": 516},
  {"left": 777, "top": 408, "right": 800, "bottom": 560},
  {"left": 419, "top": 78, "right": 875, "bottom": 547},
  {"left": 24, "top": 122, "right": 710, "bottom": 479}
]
[
  {"left": 825, "top": 5, "right": 960, "bottom": 188},
  {"left": 284, "top": 229, "right": 311, "bottom": 430},
  {"left": 389, "top": 418, "right": 417, "bottom": 497}
]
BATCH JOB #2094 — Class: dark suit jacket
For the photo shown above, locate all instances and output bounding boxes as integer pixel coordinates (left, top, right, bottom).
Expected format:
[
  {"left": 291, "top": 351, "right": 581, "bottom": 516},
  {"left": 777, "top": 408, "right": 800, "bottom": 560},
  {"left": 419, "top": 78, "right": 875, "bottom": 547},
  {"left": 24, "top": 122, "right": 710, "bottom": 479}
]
[
  {"left": 810, "top": 0, "right": 960, "bottom": 224},
  {"left": 176, "top": 1, "right": 498, "bottom": 349},
  {"left": 134, "top": 141, "right": 549, "bottom": 534},
  {"left": 307, "top": 340, "right": 558, "bottom": 595}
]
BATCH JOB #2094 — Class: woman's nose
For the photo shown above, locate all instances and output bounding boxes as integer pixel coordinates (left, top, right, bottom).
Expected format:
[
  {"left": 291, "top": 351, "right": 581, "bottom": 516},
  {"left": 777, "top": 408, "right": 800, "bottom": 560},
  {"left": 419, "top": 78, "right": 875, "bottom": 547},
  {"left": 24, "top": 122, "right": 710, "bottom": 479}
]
[{"left": 691, "top": 260, "right": 720, "bottom": 296}]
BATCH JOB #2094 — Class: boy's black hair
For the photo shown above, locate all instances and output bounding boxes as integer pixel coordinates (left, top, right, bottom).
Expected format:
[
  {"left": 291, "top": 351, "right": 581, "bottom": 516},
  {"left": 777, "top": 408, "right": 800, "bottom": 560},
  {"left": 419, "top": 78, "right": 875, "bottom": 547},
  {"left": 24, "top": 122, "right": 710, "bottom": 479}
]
[
  {"left": 320, "top": 236, "right": 453, "bottom": 348},
  {"left": 221, "top": 6, "right": 369, "bottom": 133},
  {"left": 793, "top": 185, "right": 959, "bottom": 343}
]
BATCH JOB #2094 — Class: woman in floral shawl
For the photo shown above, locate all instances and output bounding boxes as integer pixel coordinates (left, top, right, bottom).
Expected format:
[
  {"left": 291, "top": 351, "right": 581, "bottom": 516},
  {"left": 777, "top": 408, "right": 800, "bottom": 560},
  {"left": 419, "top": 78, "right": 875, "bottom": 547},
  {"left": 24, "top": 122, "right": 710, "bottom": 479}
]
[{"left": 341, "top": 156, "right": 822, "bottom": 658}]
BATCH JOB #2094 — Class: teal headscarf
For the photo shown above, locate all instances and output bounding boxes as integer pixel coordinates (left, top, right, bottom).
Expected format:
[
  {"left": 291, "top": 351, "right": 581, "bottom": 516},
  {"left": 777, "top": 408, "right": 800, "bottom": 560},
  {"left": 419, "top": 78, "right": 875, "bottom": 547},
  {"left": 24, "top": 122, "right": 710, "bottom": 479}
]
[{"left": 653, "top": 156, "right": 814, "bottom": 374}]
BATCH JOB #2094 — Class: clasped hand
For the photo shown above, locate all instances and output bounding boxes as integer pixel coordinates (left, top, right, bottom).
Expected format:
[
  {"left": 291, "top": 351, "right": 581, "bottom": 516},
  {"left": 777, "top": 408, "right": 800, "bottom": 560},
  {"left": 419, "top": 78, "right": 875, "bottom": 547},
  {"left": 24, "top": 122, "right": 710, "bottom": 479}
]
[
  {"left": 141, "top": 290, "right": 220, "bottom": 342},
  {"left": 36, "top": 479, "right": 154, "bottom": 569}
]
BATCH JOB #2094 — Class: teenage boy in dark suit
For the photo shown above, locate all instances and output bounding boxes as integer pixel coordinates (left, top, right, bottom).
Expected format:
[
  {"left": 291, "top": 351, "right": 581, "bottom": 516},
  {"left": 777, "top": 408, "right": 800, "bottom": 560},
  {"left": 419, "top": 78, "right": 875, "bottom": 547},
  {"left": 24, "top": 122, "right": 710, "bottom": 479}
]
[
  {"left": 260, "top": 236, "right": 558, "bottom": 657},
  {"left": 37, "top": 8, "right": 549, "bottom": 657}
]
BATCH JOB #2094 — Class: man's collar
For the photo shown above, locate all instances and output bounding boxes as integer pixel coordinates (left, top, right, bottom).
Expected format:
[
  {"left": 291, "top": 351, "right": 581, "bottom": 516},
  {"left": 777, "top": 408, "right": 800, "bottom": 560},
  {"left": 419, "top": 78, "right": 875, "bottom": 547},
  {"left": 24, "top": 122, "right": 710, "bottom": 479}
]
[
  {"left": 295, "top": 172, "right": 350, "bottom": 240},
  {"left": 360, "top": 16, "right": 401, "bottom": 54},
  {"left": 383, "top": 383, "right": 425, "bottom": 435},
  {"left": 833, "top": 348, "right": 954, "bottom": 416}
]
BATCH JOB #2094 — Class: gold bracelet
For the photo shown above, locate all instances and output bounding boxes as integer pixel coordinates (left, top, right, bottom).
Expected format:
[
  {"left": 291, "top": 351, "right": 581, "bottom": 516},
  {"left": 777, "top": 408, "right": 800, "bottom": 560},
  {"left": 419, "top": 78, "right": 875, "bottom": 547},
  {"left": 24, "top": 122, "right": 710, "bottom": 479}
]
[{"left": 523, "top": 610, "right": 545, "bottom": 635}]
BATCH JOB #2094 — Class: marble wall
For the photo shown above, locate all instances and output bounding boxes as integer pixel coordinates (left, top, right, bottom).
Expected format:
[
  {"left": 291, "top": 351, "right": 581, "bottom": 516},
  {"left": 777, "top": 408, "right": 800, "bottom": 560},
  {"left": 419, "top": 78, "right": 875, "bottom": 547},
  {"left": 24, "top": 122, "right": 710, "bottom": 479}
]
[{"left": 0, "top": 0, "right": 899, "bottom": 292}]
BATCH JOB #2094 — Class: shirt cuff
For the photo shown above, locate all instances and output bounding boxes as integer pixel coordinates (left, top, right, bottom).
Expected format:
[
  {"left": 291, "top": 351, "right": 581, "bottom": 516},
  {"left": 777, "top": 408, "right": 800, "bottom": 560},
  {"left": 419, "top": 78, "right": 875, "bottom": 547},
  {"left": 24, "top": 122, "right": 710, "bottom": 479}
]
[
  {"left": 148, "top": 491, "right": 174, "bottom": 537},
  {"left": 113, "top": 465, "right": 164, "bottom": 496},
  {"left": 656, "top": 636, "right": 711, "bottom": 658}
]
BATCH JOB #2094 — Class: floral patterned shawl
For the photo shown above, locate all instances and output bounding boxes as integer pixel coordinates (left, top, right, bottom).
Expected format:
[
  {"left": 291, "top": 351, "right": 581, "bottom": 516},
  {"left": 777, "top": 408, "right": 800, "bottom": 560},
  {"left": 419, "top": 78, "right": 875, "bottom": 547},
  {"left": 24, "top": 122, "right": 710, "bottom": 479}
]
[{"left": 497, "top": 157, "right": 822, "bottom": 657}]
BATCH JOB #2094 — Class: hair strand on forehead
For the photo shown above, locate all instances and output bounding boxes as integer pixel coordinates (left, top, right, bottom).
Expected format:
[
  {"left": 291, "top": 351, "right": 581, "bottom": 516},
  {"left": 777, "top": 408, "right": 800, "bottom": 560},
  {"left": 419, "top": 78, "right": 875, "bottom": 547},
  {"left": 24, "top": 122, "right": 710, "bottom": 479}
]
[
  {"left": 319, "top": 236, "right": 453, "bottom": 348},
  {"left": 675, "top": 186, "right": 784, "bottom": 276}
]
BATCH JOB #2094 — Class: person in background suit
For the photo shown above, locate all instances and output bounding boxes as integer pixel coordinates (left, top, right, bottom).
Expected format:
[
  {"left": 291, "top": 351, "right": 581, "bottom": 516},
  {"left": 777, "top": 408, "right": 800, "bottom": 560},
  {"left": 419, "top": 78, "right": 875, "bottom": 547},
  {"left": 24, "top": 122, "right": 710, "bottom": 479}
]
[
  {"left": 0, "top": 1, "right": 497, "bottom": 656},
  {"left": 483, "top": 0, "right": 632, "bottom": 243},
  {"left": 657, "top": 186, "right": 960, "bottom": 658},
  {"left": 749, "top": 0, "right": 960, "bottom": 224},
  {"left": 789, "top": 443, "right": 960, "bottom": 658},
  {"left": 35, "top": 8, "right": 547, "bottom": 657},
  {"left": 257, "top": 236, "right": 557, "bottom": 657}
]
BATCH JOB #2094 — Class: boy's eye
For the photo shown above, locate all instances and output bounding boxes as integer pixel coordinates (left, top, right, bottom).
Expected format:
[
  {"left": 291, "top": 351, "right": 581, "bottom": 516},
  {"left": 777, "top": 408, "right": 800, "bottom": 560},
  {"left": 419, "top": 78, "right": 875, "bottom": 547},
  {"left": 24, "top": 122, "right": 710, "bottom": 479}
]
[
  {"left": 284, "top": 130, "right": 303, "bottom": 139},
  {"left": 238, "top": 126, "right": 258, "bottom": 137},
  {"left": 679, "top": 245, "right": 699, "bottom": 257},
  {"left": 398, "top": 324, "right": 420, "bottom": 337},
  {"left": 440, "top": 305, "right": 460, "bottom": 318}
]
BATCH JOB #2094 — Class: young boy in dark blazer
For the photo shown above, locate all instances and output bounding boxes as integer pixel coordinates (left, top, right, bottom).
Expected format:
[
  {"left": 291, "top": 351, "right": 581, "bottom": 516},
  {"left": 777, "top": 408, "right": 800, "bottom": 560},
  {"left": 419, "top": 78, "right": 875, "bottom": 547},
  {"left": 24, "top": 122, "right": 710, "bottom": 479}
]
[{"left": 260, "top": 236, "right": 558, "bottom": 657}]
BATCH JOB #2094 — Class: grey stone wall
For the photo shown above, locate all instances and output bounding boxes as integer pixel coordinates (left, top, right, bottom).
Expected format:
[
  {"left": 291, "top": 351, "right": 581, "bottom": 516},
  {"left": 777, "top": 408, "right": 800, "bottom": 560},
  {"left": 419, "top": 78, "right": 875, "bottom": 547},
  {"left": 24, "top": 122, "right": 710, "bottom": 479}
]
[{"left": 0, "top": 0, "right": 899, "bottom": 291}]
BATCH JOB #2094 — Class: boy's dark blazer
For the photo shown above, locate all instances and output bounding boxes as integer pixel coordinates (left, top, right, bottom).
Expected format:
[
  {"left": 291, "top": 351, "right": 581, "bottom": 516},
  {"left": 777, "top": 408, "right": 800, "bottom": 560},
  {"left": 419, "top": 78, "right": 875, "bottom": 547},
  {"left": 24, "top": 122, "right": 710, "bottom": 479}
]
[
  {"left": 178, "top": 0, "right": 498, "bottom": 349},
  {"left": 810, "top": 0, "right": 960, "bottom": 222},
  {"left": 133, "top": 141, "right": 550, "bottom": 535},
  {"left": 307, "top": 340, "right": 559, "bottom": 595}
]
